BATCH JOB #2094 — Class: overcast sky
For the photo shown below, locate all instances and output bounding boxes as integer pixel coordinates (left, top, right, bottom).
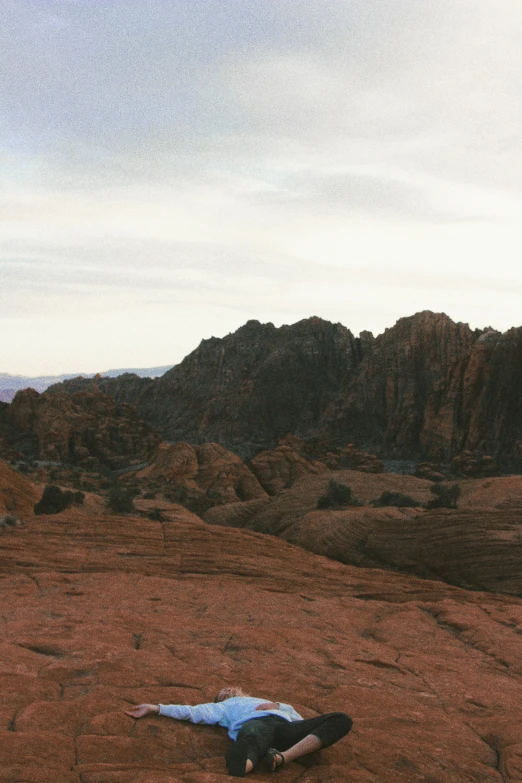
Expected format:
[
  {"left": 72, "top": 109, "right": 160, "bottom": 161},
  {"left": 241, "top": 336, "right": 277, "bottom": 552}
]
[{"left": 2, "top": 0, "right": 521, "bottom": 375}]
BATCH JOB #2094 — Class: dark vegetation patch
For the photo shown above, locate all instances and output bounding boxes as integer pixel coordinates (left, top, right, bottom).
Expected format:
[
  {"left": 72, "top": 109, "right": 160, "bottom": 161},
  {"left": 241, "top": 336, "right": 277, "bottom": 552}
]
[
  {"left": 370, "top": 491, "right": 418, "bottom": 508},
  {"left": 34, "top": 485, "right": 84, "bottom": 515},
  {"left": 317, "top": 479, "right": 363, "bottom": 509},
  {"left": 427, "top": 483, "right": 461, "bottom": 509}
]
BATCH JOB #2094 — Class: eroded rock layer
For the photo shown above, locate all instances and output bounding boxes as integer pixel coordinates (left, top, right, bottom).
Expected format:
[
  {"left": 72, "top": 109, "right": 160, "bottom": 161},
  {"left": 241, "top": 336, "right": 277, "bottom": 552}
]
[
  {"left": 5, "top": 386, "right": 160, "bottom": 468},
  {"left": 205, "top": 470, "right": 522, "bottom": 596},
  {"left": 1, "top": 507, "right": 522, "bottom": 782}
]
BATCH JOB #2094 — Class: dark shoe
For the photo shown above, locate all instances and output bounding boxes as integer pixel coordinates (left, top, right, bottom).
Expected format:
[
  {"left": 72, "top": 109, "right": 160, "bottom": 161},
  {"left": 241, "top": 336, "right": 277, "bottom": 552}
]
[
  {"left": 226, "top": 739, "right": 249, "bottom": 777},
  {"left": 265, "top": 748, "right": 285, "bottom": 773}
]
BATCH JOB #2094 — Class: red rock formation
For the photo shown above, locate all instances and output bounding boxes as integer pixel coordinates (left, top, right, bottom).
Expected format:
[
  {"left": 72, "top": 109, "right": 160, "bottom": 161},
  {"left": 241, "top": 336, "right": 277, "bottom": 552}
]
[
  {"left": 205, "top": 470, "right": 522, "bottom": 596},
  {"left": 5, "top": 387, "right": 160, "bottom": 469},
  {"left": 451, "top": 450, "right": 498, "bottom": 477},
  {"left": 326, "top": 313, "right": 522, "bottom": 465},
  {"left": 137, "top": 441, "right": 267, "bottom": 505},
  {"left": 134, "top": 317, "right": 367, "bottom": 453},
  {"left": 249, "top": 442, "right": 327, "bottom": 495},
  {"left": 13, "top": 312, "right": 522, "bottom": 469},
  {"left": 415, "top": 461, "right": 446, "bottom": 481},
  {"left": 0, "top": 459, "right": 39, "bottom": 517},
  {"left": 1, "top": 507, "right": 521, "bottom": 781},
  {"left": 323, "top": 443, "right": 384, "bottom": 473}
]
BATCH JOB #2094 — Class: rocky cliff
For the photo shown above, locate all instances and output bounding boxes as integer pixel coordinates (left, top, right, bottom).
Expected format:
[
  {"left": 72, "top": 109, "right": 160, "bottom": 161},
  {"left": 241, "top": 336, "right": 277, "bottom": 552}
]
[
  {"left": 135, "top": 317, "right": 367, "bottom": 455},
  {"left": 136, "top": 312, "right": 522, "bottom": 467},
  {"left": 326, "top": 312, "right": 522, "bottom": 465},
  {"left": 5, "top": 386, "right": 160, "bottom": 469},
  {"left": 10, "top": 311, "right": 522, "bottom": 468}
]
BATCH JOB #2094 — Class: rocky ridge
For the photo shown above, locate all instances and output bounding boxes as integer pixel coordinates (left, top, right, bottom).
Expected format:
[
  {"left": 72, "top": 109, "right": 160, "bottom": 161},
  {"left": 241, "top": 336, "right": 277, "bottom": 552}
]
[
  {"left": 204, "top": 470, "right": 522, "bottom": 597},
  {"left": 42, "top": 311, "right": 522, "bottom": 469},
  {"left": 4, "top": 385, "right": 160, "bottom": 469}
]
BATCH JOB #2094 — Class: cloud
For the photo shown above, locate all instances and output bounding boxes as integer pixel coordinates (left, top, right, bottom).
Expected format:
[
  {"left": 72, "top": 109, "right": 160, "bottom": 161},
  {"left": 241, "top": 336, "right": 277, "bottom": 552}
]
[{"left": 1, "top": 1, "right": 522, "bottom": 373}]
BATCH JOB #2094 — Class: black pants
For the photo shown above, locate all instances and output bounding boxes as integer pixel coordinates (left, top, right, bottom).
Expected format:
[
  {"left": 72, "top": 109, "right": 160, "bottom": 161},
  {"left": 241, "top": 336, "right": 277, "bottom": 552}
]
[{"left": 235, "top": 712, "right": 352, "bottom": 769}]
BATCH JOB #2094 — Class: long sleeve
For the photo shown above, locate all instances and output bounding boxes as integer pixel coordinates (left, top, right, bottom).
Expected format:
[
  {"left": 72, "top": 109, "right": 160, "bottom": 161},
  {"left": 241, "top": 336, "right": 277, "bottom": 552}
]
[{"left": 159, "top": 702, "right": 224, "bottom": 725}]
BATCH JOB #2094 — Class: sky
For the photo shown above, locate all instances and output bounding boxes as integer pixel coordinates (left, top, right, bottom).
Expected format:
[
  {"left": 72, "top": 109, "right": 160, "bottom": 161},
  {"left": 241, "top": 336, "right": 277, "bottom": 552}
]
[{"left": 2, "top": 0, "right": 522, "bottom": 375}]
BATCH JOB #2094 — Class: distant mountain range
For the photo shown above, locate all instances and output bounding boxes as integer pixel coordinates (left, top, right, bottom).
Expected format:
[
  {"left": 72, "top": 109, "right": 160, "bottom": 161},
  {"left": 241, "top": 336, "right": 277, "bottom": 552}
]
[{"left": 0, "top": 365, "right": 173, "bottom": 403}]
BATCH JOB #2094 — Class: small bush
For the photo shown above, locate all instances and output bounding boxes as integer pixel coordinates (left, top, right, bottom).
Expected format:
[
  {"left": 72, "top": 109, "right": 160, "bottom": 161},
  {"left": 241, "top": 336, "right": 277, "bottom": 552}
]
[
  {"left": 0, "top": 515, "right": 18, "bottom": 527},
  {"left": 107, "top": 485, "right": 135, "bottom": 513},
  {"left": 34, "top": 485, "right": 74, "bottom": 515},
  {"left": 81, "top": 481, "right": 97, "bottom": 492},
  {"left": 164, "top": 485, "right": 213, "bottom": 516},
  {"left": 427, "top": 483, "right": 461, "bottom": 509},
  {"left": 317, "top": 479, "right": 363, "bottom": 509},
  {"left": 73, "top": 491, "right": 85, "bottom": 506},
  {"left": 143, "top": 491, "right": 156, "bottom": 500},
  {"left": 371, "top": 491, "right": 418, "bottom": 508}
]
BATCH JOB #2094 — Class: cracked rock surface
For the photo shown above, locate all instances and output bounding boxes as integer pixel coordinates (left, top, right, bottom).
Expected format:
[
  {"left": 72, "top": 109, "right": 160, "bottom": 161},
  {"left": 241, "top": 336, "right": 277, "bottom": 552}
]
[{"left": 1, "top": 508, "right": 522, "bottom": 782}]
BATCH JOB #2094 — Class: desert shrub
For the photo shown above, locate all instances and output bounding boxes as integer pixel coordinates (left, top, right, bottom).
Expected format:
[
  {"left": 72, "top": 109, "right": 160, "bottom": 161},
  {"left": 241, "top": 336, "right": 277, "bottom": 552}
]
[
  {"left": 143, "top": 491, "right": 156, "bottom": 500},
  {"left": 126, "top": 484, "right": 140, "bottom": 498},
  {"left": 81, "top": 481, "right": 97, "bottom": 492},
  {"left": 317, "top": 479, "right": 363, "bottom": 509},
  {"left": 164, "top": 485, "right": 213, "bottom": 516},
  {"left": 73, "top": 491, "right": 85, "bottom": 506},
  {"left": 34, "top": 485, "right": 74, "bottom": 515},
  {"left": 0, "top": 515, "right": 18, "bottom": 528},
  {"left": 371, "top": 491, "right": 418, "bottom": 508},
  {"left": 107, "top": 484, "right": 135, "bottom": 513},
  {"left": 427, "top": 482, "right": 461, "bottom": 509},
  {"left": 147, "top": 508, "right": 163, "bottom": 521}
]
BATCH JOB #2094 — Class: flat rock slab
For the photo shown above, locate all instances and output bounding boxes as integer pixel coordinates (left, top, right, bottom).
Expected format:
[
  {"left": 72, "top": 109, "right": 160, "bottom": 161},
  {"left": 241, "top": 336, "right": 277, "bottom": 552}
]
[{"left": 1, "top": 510, "right": 522, "bottom": 782}]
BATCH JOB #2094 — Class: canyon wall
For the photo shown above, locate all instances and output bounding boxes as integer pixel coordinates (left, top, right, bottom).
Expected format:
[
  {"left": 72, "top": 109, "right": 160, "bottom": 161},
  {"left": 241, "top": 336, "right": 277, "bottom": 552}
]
[{"left": 9, "top": 311, "right": 522, "bottom": 467}]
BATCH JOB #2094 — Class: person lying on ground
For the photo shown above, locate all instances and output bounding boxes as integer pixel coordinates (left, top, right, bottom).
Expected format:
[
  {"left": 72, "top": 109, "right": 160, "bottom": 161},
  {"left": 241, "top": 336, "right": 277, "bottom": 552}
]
[{"left": 125, "top": 685, "right": 352, "bottom": 777}]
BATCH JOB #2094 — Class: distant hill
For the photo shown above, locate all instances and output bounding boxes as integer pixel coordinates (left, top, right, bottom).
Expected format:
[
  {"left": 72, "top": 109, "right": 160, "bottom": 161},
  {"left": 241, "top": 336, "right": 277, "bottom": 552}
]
[{"left": 0, "top": 365, "right": 173, "bottom": 403}]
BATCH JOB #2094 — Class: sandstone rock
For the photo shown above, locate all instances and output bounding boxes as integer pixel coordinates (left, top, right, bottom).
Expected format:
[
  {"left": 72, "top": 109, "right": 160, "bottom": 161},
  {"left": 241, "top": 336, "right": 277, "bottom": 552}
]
[
  {"left": 29, "top": 313, "right": 522, "bottom": 470},
  {"left": 4, "top": 387, "right": 160, "bottom": 468},
  {"left": 128, "top": 317, "right": 367, "bottom": 454},
  {"left": 0, "top": 459, "right": 39, "bottom": 517},
  {"left": 205, "top": 470, "right": 522, "bottom": 596},
  {"left": 138, "top": 441, "right": 199, "bottom": 483},
  {"left": 415, "top": 461, "right": 446, "bottom": 481},
  {"left": 324, "top": 443, "right": 384, "bottom": 473},
  {"left": 249, "top": 444, "right": 327, "bottom": 495},
  {"left": 451, "top": 450, "right": 498, "bottom": 477},
  {"left": 137, "top": 441, "right": 267, "bottom": 506},
  {"left": 0, "top": 507, "right": 521, "bottom": 782}
]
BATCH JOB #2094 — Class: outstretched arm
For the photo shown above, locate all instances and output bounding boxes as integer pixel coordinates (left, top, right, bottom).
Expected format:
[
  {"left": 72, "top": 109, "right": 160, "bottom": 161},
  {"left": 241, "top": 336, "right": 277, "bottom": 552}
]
[
  {"left": 125, "top": 704, "right": 159, "bottom": 719},
  {"left": 125, "top": 702, "right": 224, "bottom": 725}
]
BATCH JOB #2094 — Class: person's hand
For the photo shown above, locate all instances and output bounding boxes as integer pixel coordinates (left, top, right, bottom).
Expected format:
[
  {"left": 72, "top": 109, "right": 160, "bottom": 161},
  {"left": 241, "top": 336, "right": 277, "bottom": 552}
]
[
  {"left": 256, "top": 702, "right": 280, "bottom": 711},
  {"left": 125, "top": 703, "right": 159, "bottom": 719}
]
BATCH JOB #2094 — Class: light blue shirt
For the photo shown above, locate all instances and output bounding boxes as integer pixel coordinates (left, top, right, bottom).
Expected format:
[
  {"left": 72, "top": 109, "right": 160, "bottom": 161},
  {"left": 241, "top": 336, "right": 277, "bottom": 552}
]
[{"left": 159, "top": 696, "right": 303, "bottom": 740}]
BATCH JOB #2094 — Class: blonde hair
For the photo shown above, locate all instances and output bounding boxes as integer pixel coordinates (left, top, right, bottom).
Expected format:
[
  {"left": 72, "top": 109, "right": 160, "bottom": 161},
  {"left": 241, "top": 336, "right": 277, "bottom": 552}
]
[{"left": 214, "top": 686, "right": 248, "bottom": 703}]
